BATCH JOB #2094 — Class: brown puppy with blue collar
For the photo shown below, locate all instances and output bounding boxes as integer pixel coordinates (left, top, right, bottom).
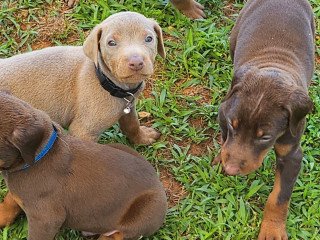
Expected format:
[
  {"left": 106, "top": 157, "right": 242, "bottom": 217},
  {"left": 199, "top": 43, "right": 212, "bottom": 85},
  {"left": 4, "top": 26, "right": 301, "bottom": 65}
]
[
  {"left": 0, "top": 91, "right": 167, "bottom": 240},
  {"left": 214, "top": 0, "right": 314, "bottom": 239},
  {"left": 0, "top": 11, "right": 165, "bottom": 228}
]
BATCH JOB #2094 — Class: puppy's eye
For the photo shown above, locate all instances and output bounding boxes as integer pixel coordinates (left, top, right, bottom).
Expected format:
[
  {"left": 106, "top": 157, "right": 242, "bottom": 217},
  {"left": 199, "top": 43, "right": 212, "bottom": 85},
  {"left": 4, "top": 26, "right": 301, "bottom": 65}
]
[
  {"left": 145, "top": 36, "right": 153, "bottom": 43},
  {"left": 259, "top": 135, "right": 272, "bottom": 142},
  {"left": 108, "top": 40, "right": 117, "bottom": 46}
]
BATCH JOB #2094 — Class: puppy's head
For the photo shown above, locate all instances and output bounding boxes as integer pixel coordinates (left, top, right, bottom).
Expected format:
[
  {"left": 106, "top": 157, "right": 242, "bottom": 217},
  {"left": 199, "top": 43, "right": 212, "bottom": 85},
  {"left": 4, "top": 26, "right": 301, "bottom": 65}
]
[
  {"left": 218, "top": 67, "right": 313, "bottom": 175},
  {"left": 83, "top": 11, "right": 165, "bottom": 84},
  {"left": 0, "top": 91, "right": 47, "bottom": 170}
]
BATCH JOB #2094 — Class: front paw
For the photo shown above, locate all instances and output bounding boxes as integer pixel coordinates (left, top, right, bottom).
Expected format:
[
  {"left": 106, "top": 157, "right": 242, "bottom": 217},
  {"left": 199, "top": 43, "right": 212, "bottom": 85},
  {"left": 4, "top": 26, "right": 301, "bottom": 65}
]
[
  {"left": 131, "top": 126, "right": 160, "bottom": 145},
  {"left": 258, "top": 220, "right": 288, "bottom": 240},
  {"left": 181, "top": 0, "right": 206, "bottom": 19}
]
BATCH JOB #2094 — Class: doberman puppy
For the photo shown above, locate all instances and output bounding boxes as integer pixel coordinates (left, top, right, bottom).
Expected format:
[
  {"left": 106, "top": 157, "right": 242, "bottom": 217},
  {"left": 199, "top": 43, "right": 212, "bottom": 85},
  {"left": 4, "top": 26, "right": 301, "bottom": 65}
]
[
  {"left": 0, "top": 12, "right": 164, "bottom": 144},
  {"left": 214, "top": 0, "right": 314, "bottom": 239},
  {"left": 65, "top": 0, "right": 206, "bottom": 19},
  {"left": 0, "top": 91, "right": 167, "bottom": 240}
]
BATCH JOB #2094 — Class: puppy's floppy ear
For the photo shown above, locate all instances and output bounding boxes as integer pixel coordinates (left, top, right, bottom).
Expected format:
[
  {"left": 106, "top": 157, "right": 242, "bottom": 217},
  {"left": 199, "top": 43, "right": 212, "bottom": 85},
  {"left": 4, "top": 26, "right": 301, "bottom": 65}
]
[
  {"left": 285, "top": 87, "right": 313, "bottom": 137},
  {"left": 9, "top": 123, "right": 45, "bottom": 165},
  {"left": 152, "top": 20, "right": 166, "bottom": 58},
  {"left": 222, "top": 82, "right": 242, "bottom": 102},
  {"left": 223, "top": 65, "right": 258, "bottom": 102},
  {"left": 83, "top": 26, "right": 103, "bottom": 65}
]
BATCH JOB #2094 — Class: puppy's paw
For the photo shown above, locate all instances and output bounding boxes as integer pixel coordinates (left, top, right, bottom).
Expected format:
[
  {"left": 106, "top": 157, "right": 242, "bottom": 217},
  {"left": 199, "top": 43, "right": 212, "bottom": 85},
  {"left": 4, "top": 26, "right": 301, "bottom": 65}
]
[
  {"left": 132, "top": 126, "right": 160, "bottom": 145},
  {"left": 258, "top": 220, "right": 288, "bottom": 240},
  {"left": 64, "top": 0, "right": 78, "bottom": 7},
  {"left": 180, "top": 0, "right": 206, "bottom": 19}
]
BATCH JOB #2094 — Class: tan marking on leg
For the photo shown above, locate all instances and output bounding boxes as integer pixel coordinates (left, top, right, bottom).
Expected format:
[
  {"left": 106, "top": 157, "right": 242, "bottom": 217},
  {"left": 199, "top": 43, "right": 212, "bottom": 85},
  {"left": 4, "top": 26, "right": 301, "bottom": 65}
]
[
  {"left": 258, "top": 170, "right": 288, "bottom": 240},
  {"left": 0, "top": 192, "right": 22, "bottom": 227},
  {"left": 275, "top": 144, "right": 293, "bottom": 157}
]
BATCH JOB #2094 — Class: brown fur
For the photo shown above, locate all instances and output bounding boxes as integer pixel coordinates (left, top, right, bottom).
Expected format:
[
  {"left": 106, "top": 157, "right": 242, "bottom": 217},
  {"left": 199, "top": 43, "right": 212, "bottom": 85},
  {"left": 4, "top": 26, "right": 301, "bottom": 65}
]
[
  {"left": 64, "top": 0, "right": 205, "bottom": 19},
  {"left": 0, "top": 11, "right": 164, "bottom": 144},
  {"left": 0, "top": 91, "right": 167, "bottom": 240},
  {"left": 214, "top": 0, "right": 314, "bottom": 238}
]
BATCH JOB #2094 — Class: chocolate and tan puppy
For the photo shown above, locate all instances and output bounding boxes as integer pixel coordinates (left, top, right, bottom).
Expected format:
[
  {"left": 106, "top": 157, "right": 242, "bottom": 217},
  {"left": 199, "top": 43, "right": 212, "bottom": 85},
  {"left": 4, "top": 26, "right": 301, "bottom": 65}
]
[
  {"left": 0, "top": 11, "right": 164, "bottom": 144},
  {"left": 0, "top": 91, "right": 167, "bottom": 240},
  {"left": 214, "top": 0, "right": 314, "bottom": 239},
  {"left": 65, "top": 0, "right": 206, "bottom": 19}
]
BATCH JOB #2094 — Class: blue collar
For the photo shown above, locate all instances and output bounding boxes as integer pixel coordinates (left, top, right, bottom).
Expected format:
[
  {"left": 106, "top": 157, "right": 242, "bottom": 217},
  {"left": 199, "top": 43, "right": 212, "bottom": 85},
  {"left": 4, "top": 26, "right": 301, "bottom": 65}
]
[{"left": 21, "top": 125, "right": 58, "bottom": 171}]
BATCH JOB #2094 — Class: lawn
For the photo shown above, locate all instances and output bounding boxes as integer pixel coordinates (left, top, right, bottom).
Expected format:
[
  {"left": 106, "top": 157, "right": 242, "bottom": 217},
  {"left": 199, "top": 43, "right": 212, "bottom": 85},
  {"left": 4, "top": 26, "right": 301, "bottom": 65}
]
[{"left": 0, "top": 0, "right": 319, "bottom": 239}]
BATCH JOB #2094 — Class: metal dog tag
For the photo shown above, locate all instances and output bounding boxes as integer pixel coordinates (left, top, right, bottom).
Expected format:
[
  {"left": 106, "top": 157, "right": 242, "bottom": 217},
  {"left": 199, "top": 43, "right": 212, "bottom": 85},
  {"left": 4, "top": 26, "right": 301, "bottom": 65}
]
[
  {"left": 123, "top": 105, "right": 132, "bottom": 114},
  {"left": 123, "top": 93, "right": 135, "bottom": 114}
]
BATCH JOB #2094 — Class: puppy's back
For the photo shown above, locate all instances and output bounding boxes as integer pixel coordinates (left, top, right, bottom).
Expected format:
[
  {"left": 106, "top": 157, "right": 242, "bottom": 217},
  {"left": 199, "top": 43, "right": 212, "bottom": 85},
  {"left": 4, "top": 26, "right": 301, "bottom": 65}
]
[
  {"left": 61, "top": 137, "right": 167, "bottom": 237},
  {"left": 231, "top": 0, "right": 314, "bottom": 82},
  {"left": 0, "top": 46, "right": 85, "bottom": 126}
]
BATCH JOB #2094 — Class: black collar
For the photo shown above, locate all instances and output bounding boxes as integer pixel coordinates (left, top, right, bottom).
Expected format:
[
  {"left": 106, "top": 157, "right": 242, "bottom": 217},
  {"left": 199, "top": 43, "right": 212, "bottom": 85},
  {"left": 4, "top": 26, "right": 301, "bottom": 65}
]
[{"left": 95, "top": 64, "right": 143, "bottom": 98}]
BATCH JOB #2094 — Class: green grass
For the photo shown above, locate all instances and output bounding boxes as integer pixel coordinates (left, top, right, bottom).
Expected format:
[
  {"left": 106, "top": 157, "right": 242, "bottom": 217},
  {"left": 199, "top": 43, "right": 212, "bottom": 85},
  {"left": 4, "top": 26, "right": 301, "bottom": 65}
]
[{"left": 0, "top": 0, "right": 319, "bottom": 239}]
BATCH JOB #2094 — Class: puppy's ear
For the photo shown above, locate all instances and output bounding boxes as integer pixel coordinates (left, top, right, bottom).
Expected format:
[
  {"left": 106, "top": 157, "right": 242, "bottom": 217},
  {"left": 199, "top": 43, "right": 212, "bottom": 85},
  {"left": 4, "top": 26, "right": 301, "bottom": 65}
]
[
  {"left": 83, "top": 26, "right": 103, "bottom": 65},
  {"left": 152, "top": 21, "right": 166, "bottom": 58},
  {"left": 9, "top": 123, "right": 45, "bottom": 165},
  {"left": 223, "top": 65, "right": 258, "bottom": 102},
  {"left": 285, "top": 88, "right": 313, "bottom": 137},
  {"left": 232, "top": 65, "right": 258, "bottom": 88},
  {"left": 222, "top": 83, "right": 242, "bottom": 102}
]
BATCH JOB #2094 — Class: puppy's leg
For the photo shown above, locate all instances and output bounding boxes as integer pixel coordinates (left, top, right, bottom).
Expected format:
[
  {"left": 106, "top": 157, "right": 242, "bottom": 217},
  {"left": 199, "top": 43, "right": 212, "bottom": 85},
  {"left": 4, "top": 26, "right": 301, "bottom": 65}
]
[
  {"left": 27, "top": 209, "right": 65, "bottom": 240},
  {"left": 119, "top": 106, "right": 160, "bottom": 145},
  {"left": 258, "top": 143, "right": 302, "bottom": 240},
  {"left": 170, "top": 0, "right": 205, "bottom": 19},
  {"left": 0, "top": 192, "right": 22, "bottom": 227}
]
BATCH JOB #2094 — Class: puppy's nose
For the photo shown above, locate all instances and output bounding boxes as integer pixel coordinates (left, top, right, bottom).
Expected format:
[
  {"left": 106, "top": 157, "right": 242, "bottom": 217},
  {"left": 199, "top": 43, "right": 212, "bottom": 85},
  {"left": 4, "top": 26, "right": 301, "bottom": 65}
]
[
  {"left": 223, "top": 164, "right": 240, "bottom": 176},
  {"left": 128, "top": 55, "right": 144, "bottom": 71}
]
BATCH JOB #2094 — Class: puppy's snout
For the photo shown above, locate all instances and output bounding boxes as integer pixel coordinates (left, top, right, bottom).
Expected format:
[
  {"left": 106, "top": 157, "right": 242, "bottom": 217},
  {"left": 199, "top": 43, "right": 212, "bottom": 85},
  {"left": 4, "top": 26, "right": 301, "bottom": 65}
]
[
  {"left": 223, "top": 163, "right": 240, "bottom": 176},
  {"left": 128, "top": 55, "right": 144, "bottom": 71}
]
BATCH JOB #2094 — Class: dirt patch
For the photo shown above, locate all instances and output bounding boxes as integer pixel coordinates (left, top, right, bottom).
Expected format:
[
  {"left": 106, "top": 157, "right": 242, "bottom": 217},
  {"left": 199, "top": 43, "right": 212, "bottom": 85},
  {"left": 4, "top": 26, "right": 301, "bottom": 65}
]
[
  {"left": 189, "top": 127, "right": 216, "bottom": 156},
  {"left": 189, "top": 117, "right": 206, "bottom": 129},
  {"left": 222, "top": 0, "right": 239, "bottom": 19},
  {"left": 31, "top": 6, "right": 79, "bottom": 50},
  {"left": 189, "top": 139, "right": 212, "bottom": 156},
  {"left": 182, "top": 85, "right": 212, "bottom": 104},
  {"left": 160, "top": 169, "right": 187, "bottom": 208}
]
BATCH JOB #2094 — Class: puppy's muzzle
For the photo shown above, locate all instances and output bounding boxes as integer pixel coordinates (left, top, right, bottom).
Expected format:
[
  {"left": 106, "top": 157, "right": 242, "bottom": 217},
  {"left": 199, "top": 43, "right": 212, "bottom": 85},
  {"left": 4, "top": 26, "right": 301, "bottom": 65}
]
[{"left": 128, "top": 55, "right": 145, "bottom": 71}]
